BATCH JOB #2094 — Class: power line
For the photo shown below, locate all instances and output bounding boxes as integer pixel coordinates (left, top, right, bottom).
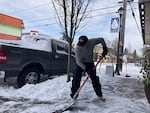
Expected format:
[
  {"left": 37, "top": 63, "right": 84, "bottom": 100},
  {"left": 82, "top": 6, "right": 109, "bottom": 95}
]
[
  {"left": 129, "top": 2, "right": 142, "bottom": 37},
  {"left": 24, "top": 5, "right": 121, "bottom": 24},
  {"left": 23, "top": 3, "right": 138, "bottom": 24},
  {"left": 26, "top": 23, "right": 56, "bottom": 28},
  {"left": 24, "top": 2, "right": 139, "bottom": 29},
  {"left": 6, "top": 1, "right": 138, "bottom": 16},
  {"left": 88, "top": 4, "right": 121, "bottom": 12},
  {"left": 25, "top": 8, "right": 138, "bottom": 28},
  {"left": 25, "top": 17, "right": 55, "bottom": 23},
  {"left": 25, "top": 11, "right": 117, "bottom": 28},
  {"left": 9, "top": 2, "right": 51, "bottom": 14}
]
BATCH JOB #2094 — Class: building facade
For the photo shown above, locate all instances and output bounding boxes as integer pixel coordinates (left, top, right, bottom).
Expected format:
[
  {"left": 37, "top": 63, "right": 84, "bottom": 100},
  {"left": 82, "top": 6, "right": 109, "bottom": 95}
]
[
  {"left": 139, "top": 0, "right": 150, "bottom": 45},
  {"left": 0, "top": 13, "right": 24, "bottom": 40}
]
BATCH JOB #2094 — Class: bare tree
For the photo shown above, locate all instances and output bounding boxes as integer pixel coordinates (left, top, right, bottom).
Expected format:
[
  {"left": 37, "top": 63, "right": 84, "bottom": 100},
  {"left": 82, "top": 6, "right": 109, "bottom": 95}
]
[{"left": 52, "top": 0, "right": 91, "bottom": 82}]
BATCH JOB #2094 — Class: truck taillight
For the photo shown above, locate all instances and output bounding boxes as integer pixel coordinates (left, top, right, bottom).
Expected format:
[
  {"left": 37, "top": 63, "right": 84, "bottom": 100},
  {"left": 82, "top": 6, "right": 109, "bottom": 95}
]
[{"left": 0, "top": 50, "right": 7, "bottom": 63}]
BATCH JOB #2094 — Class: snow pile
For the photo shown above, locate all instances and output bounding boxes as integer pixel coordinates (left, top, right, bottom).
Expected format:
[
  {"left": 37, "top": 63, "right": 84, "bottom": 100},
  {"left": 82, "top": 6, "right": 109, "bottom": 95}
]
[
  {"left": 21, "top": 35, "right": 52, "bottom": 52},
  {"left": 0, "top": 63, "right": 150, "bottom": 113},
  {"left": 0, "top": 34, "right": 53, "bottom": 52},
  {"left": 15, "top": 77, "right": 70, "bottom": 101}
]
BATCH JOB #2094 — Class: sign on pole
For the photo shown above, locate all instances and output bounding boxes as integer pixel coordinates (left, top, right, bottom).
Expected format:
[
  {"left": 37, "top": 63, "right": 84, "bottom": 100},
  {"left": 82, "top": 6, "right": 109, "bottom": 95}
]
[{"left": 110, "top": 17, "right": 119, "bottom": 33}]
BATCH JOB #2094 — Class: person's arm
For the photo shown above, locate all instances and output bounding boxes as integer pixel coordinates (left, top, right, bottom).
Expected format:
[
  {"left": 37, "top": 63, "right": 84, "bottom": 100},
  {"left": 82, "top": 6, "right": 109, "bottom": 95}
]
[
  {"left": 90, "top": 38, "right": 108, "bottom": 57},
  {"left": 99, "top": 38, "right": 108, "bottom": 57},
  {"left": 89, "top": 37, "right": 106, "bottom": 47}
]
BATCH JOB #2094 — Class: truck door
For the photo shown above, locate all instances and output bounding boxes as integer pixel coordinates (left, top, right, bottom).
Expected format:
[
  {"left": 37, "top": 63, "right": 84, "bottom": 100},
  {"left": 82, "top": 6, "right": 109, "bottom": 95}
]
[{"left": 52, "top": 40, "right": 68, "bottom": 74}]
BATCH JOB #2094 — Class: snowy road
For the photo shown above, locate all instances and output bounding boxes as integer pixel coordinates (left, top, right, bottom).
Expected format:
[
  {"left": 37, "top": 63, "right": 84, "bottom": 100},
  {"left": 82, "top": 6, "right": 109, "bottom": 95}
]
[{"left": 0, "top": 63, "right": 150, "bottom": 113}]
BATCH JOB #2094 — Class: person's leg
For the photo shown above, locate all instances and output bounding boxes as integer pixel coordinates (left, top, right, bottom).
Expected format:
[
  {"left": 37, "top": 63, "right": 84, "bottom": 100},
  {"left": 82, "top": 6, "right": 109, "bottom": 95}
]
[
  {"left": 90, "top": 69, "right": 103, "bottom": 97},
  {"left": 85, "top": 62, "right": 103, "bottom": 97},
  {"left": 71, "top": 64, "right": 83, "bottom": 98}
]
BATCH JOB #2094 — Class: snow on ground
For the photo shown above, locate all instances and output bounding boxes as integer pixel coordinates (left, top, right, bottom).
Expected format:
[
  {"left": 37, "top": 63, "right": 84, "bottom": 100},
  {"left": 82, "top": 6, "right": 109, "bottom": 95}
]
[{"left": 0, "top": 63, "right": 150, "bottom": 113}]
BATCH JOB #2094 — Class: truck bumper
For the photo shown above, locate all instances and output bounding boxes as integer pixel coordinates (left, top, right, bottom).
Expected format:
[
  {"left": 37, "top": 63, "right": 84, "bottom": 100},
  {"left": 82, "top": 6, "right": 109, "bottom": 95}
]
[
  {"left": 0, "top": 70, "right": 5, "bottom": 78},
  {"left": 0, "top": 64, "right": 20, "bottom": 78}
]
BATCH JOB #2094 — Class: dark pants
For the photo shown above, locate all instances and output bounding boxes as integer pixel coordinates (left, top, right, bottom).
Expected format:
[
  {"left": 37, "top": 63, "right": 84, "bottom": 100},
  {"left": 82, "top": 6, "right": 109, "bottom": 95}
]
[{"left": 71, "top": 62, "right": 103, "bottom": 97}]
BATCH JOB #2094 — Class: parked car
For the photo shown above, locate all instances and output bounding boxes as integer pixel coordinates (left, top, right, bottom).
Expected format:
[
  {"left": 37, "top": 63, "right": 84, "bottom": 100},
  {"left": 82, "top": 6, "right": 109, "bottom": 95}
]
[{"left": 0, "top": 33, "right": 75, "bottom": 87}]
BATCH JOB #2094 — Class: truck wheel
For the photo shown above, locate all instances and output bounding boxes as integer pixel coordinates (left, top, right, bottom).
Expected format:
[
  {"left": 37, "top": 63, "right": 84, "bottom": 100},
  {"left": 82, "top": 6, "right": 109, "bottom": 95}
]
[{"left": 17, "top": 67, "right": 40, "bottom": 88}]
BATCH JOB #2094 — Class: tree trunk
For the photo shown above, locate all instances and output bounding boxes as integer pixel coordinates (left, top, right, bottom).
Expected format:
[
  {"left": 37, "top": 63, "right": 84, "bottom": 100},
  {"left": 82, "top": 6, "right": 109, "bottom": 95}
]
[{"left": 67, "top": 42, "right": 72, "bottom": 82}]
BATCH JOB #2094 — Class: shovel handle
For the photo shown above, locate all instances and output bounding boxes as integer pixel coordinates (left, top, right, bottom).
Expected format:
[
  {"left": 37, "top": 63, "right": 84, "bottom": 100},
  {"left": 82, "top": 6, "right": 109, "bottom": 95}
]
[{"left": 93, "top": 56, "right": 105, "bottom": 70}]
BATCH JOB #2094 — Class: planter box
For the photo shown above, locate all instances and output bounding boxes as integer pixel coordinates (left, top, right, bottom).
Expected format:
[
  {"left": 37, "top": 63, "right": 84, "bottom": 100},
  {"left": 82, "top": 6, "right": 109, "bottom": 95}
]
[{"left": 144, "top": 85, "right": 150, "bottom": 103}]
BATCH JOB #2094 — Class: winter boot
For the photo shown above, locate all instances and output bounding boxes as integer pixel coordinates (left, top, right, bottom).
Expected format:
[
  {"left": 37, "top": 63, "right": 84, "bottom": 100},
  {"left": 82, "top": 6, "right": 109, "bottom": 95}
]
[{"left": 99, "top": 96, "right": 106, "bottom": 101}]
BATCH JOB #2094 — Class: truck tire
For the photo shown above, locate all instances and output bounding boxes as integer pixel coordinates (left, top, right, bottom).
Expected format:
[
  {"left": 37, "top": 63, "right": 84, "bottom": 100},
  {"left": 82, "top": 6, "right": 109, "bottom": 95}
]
[{"left": 17, "top": 67, "right": 40, "bottom": 88}]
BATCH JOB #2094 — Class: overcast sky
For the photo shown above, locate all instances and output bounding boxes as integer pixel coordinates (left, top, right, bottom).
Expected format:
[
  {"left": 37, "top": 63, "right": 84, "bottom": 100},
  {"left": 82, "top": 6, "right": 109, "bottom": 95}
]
[{"left": 0, "top": 0, "right": 143, "bottom": 55}]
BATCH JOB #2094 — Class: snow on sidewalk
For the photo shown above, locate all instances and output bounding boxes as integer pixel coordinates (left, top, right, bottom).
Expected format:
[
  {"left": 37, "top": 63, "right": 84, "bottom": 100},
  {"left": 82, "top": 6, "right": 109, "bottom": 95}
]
[{"left": 0, "top": 63, "right": 150, "bottom": 113}]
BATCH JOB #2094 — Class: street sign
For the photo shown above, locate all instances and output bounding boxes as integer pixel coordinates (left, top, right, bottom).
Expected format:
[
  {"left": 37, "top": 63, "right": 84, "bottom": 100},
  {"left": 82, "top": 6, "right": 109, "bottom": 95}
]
[{"left": 110, "top": 17, "right": 119, "bottom": 33}]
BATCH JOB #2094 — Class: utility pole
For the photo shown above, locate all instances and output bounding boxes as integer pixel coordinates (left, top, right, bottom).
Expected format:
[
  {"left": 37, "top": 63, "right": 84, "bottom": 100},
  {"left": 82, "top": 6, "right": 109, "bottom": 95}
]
[
  {"left": 115, "top": 6, "right": 124, "bottom": 75},
  {"left": 115, "top": 0, "right": 134, "bottom": 75},
  {"left": 115, "top": 0, "right": 132, "bottom": 75},
  {"left": 119, "top": 0, "right": 127, "bottom": 71}
]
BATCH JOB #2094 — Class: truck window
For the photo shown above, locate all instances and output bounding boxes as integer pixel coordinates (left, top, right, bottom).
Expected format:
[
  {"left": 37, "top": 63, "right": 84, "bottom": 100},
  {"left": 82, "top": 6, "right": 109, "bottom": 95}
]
[
  {"left": 56, "top": 42, "right": 68, "bottom": 54},
  {"left": 57, "top": 45, "right": 64, "bottom": 51}
]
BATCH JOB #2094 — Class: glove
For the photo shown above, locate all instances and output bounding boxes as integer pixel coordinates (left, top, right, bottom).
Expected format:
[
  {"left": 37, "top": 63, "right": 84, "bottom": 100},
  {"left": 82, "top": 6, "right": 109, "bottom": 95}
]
[{"left": 102, "top": 46, "right": 108, "bottom": 57}]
